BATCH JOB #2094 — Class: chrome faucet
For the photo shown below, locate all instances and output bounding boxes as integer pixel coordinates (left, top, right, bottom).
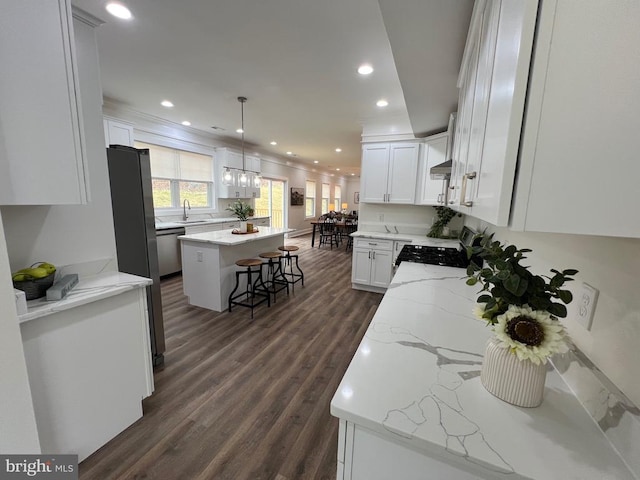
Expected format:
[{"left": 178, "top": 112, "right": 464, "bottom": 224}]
[
  {"left": 384, "top": 225, "right": 391, "bottom": 233},
  {"left": 393, "top": 226, "right": 399, "bottom": 234},
  {"left": 182, "top": 199, "right": 191, "bottom": 221}
]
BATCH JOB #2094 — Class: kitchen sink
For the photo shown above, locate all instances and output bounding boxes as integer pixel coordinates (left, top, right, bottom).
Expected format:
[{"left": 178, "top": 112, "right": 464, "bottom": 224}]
[{"left": 175, "top": 220, "right": 208, "bottom": 224}]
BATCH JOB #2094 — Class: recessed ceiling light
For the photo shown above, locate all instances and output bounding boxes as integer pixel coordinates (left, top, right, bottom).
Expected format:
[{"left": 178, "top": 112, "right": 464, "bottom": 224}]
[
  {"left": 336, "top": 168, "right": 340, "bottom": 171},
  {"left": 181, "top": 121, "right": 191, "bottom": 126},
  {"left": 376, "top": 99, "right": 389, "bottom": 107},
  {"left": 313, "top": 160, "right": 319, "bottom": 164},
  {"left": 358, "top": 64, "right": 373, "bottom": 75},
  {"left": 270, "top": 141, "right": 277, "bottom": 146},
  {"left": 286, "top": 151, "right": 293, "bottom": 155},
  {"left": 351, "top": 173, "right": 355, "bottom": 176},
  {"left": 236, "top": 128, "right": 244, "bottom": 133},
  {"left": 106, "top": 2, "right": 132, "bottom": 20},
  {"left": 330, "top": 173, "right": 335, "bottom": 177},
  {"left": 161, "top": 100, "right": 174, "bottom": 108},
  {"left": 335, "top": 148, "right": 342, "bottom": 153}
]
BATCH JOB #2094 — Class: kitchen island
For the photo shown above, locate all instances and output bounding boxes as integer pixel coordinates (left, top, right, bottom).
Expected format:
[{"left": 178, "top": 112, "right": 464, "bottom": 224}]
[
  {"left": 179, "top": 227, "right": 294, "bottom": 312},
  {"left": 331, "top": 263, "right": 635, "bottom": 480}
]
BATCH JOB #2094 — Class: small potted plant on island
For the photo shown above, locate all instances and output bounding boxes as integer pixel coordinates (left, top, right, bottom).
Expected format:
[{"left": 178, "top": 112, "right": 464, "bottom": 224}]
[
  {"left": 226, "top": 200, "right": 254, "bottom": 232},
  {"left": 465, "top": 232, "right": 578, "bottom": 407}
]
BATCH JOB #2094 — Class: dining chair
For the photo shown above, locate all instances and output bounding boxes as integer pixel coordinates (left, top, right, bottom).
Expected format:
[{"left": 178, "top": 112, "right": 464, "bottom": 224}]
[
  {"left": 344, "top": 219, "right": 357, "bottom": 252},
  {"left": 318, "top": 218, "right": 339, "bottom": 249}
]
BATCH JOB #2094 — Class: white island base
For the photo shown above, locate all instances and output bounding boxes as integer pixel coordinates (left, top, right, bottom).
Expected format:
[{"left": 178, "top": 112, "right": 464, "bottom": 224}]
[{"left": 180, "top": 227, "right": 293, "bottom": 312}]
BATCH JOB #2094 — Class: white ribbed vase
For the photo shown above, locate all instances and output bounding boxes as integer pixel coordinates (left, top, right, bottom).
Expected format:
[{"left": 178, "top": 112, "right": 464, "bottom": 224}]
[{"left": 481, "top": 337, "right": 547, "bottom": 408}]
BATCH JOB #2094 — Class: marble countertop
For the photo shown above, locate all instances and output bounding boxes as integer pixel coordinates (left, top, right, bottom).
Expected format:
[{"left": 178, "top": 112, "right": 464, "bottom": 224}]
[
  {"left": 351, "top": 230, "right": 460, "bottom": 248},
  {"left": 19, "top": 272, "right": 152, "bottom": 324},
  {"left": 331, "top": 262, "right": 635, "bottom": 479},
  {"left": 155, "top": 216, "right": 269, "bottom": 230},
  {"left": 178, "top": 227, "right": 294, "bottom": 246}
]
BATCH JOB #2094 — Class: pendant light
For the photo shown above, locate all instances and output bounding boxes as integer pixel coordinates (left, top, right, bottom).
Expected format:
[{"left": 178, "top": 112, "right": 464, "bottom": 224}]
[{"left": 238, "top": 96, "right": 249, "bottom": 187}]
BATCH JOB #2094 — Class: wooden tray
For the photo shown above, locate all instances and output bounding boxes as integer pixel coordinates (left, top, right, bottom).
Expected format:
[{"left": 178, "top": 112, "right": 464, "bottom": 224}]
[{"left": 231, "top": 228, "right": 259, "bottom": 235}]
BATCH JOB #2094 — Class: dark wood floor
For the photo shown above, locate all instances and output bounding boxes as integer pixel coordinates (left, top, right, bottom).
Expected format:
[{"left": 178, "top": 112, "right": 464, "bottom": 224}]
[{"left": 79, "top": 234, "right": 382, "bottom": 480}]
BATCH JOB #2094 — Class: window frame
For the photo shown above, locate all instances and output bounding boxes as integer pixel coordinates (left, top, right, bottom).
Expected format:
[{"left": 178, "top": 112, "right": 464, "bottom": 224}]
[
  {"left": 305, "top": 180, "right": 316, "bottom": 219},
  {"left": 134, "top": 137, "right": 217, "bottom": 213}
]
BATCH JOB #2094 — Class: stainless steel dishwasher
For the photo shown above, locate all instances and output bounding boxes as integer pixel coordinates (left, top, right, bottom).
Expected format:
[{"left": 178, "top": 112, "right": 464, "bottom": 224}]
[{"left": 156, "top": 227, "right": 185, "bottom": 276}]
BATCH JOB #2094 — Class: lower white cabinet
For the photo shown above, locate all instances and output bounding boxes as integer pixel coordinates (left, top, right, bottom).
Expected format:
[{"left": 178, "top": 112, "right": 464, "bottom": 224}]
[
  {"left": 20, "top": 287, "right": 153, "bottom": 462},
  {"left": 351, "top": 238, "right": 393, "bottom": 291},
  {"left": 337, "top": 420, "right": 488, "bottom": 480}
]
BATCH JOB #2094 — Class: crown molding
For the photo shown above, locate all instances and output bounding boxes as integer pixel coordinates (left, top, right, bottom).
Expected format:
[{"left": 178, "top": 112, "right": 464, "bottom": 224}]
[{"left": 72, "top": 7, "right": 105, "bottom": 27}]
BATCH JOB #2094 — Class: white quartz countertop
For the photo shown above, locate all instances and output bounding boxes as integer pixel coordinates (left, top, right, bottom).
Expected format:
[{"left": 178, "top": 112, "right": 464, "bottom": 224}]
[
  {"left": 19, "top": 272, "right": 152, "bottom": 324},
  {"left": 331, "top": 263, "right": 635, "bottom": 479},
  {"left": 178, "top": 227, "right": 294, "bottom": 246},
  {"left": 155, "top": 216, "right": 269, "bottom": 230},
  {"left": 351, "top": 230, "right": 460, "bottom": 248}
]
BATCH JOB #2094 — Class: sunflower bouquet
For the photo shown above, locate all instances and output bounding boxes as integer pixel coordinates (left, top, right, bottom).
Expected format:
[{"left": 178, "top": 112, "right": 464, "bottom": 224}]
[{"left": 465, "top": 232, "right": 578, "bottom": 365}]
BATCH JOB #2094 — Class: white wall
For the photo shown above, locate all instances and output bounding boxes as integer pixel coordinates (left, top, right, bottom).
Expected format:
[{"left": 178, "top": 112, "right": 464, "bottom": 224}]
[
  {"left": 465, "top": 217, "right": 640, "bottom": 407},
  {"left": 0, "top": 211, "right": 41, "bottom": 453},
  {"left": 0, "top": 18, "right": 117, "bottom": 272}
]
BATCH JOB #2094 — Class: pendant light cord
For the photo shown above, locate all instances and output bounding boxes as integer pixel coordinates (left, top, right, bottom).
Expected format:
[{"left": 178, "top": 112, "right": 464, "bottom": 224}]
[{"left": 238, "top": 96, "right": 247, "bottom": 173}]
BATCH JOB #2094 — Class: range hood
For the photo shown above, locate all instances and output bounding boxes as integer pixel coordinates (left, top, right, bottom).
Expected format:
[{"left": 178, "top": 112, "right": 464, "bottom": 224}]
[{"left": 430, "top": 159, "right": 452, "bottom": 179}]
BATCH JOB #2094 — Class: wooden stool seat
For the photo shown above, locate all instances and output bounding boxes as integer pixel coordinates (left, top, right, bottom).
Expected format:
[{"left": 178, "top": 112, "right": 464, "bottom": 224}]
[
  {"left": 236, "top": 258, "right": 263, "bottom": 267},
  {"left": 278, "top": 245, "right": 299, "bottom": 252},
  {"left": 258, "top": 251, "right": 282, "bottom": 259}
]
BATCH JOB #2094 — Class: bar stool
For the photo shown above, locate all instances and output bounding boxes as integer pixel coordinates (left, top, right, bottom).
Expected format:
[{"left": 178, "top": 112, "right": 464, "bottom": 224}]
[
  {"left": 228, "top": 258, "right": 270, "bottom": 319},
  {"left": 258, "top": 251, "right": 289, "bottom": 302},
  {"left": 277, "top": 245, "right": 304, "bottom": 292}
]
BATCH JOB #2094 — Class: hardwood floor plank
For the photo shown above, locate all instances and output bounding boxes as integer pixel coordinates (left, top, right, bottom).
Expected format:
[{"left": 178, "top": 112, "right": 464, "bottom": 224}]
[{"left": 78, "top": 234, "right": 382, "bottom": 480}]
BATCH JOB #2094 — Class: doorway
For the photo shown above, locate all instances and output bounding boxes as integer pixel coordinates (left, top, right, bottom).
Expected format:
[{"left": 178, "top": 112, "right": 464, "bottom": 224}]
[{"left": 255, "top": 178, "right": 286, "bottom": 228}]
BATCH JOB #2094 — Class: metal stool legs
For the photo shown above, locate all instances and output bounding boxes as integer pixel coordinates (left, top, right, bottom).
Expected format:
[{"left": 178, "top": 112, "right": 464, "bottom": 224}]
[
  {"left": 228, "top": 260, "right": 270, "bottom": 319},
  {"left": 281, "top": 251, "right": 304, "bottom": 292},
  {"left": 259, "top": 252, "right": 289, "bottom": 302}
]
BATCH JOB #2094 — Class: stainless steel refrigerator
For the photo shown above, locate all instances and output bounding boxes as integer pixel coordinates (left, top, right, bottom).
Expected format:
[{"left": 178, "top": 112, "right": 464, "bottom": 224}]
[{"left": 106, "top": 145, "right": 165, "bottom": 366}]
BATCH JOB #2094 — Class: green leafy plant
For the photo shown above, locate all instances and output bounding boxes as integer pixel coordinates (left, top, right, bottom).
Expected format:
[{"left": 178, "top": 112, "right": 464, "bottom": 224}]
[
  {"left": 427, "top": 206, "right": 459, "bottom": 238},
  {"left": 226, "top": 200, "right": 254, "bottom": 221},
  {"left": 465, "top": 232, "right": 578, "bottom": 324}
]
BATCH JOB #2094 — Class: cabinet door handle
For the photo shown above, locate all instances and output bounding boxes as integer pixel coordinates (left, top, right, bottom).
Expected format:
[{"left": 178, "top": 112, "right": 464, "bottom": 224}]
[
  {"left": 368, "top": 251, "right": 371, "bottom": 259},
  {"left": 368, "top": 242, "right": 377, "bottom": 246},
  {"left": 372, "top": 251, "right": 376, "bottom": 259},
  {"left": 460, "top": 171, "right": 477, "bottom": 207}
]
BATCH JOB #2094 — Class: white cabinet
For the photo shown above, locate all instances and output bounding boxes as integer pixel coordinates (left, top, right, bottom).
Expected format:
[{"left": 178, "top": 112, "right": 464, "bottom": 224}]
[
  {"left": 104, "top": 117, "right": 134, "bottom": 147},
  {"left": 0, "top": 0, "right": 89, "bottom": 205},
  {"left": 336, "top": 420, "right": 486, "bottom": 480},
  {"left": 361, "top": 143, "right": 419, "bottom": 204},
  {"left": 351, "top": 238, "right": 393, "bottom": 291},
  {"left": 510, "top": 0, "right": 640, "bottom": 238},
  {"left": 217, "top": 148, "right": 261, "bottom": 199},
  {"left": 415, "top": 133, "right": 449, "bottom": 205},
  {"left": 448, "top": 0, "right": 538, "bottom": 226}
]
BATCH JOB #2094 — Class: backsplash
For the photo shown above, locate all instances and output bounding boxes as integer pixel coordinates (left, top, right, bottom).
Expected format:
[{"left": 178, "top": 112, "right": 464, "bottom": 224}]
[{"left": 358, "top": 202, "right": 465, "bottom": 236}]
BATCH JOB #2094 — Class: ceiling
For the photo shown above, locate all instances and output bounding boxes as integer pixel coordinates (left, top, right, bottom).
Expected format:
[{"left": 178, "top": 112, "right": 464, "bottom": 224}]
[{"left": 71, "top": 0, "right": 473, "bottom": 177}]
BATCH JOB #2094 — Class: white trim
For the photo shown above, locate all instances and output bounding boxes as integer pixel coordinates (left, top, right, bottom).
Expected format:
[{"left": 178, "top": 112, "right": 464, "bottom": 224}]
[{"left": 72, "top": 6, "right": 105, "bottom": 27}]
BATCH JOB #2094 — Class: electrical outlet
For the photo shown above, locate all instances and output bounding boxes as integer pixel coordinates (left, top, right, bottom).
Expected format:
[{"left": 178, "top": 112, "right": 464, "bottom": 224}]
[
  {"left": 576, "top": 282, "right": 598, "bottom": 330},
  {"left": 197, "top": 251, "right": 204, "bottom": 262},
  {"left": 378, "top": 213, "right": 384, "bottom": 222}
]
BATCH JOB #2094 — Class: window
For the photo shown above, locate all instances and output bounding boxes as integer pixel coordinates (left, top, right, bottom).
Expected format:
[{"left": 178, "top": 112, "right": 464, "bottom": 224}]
[
  {"left": 255, "top": 178, "right": 285, "bottom": 228},
  {"left": 305, "top": 180, "right": 316, "bottom": 217},
  {"left": 334, "top": 185, "right": 342, "bottom": 212},
  {"left": 321, "top": 183, "right": 330, "bottom": 213},
  {"left": 135, "top": 142, "right": 214, "bottom": 209}
]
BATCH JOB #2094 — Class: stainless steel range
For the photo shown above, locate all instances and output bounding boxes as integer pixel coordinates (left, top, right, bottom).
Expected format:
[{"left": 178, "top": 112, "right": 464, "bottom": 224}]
[{"left": 395, "top": 226, "right": 481, "bottom": 269}]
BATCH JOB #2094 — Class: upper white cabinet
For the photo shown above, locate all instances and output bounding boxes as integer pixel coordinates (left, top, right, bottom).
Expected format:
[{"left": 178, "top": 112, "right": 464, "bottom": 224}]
[
  {"left": 0, "top": 0, "right": 89, "bottom": 205},
  {"left": 448, "top": 0, "right": 538, "bottom": 226},
  {"left": 415, "top": 132, "right": 449, "bottom": 205},
  {"left": 510, "top": 0, "right": 640, "bottom": 238},
  {"left": 216, "top": 148, "right": 261, "bottom": 199},
  {"left": 361, "top": 142, "right": 419, "bottom": 204},
  {"left": 104, "top": 117, "right": 134, "bottom": 148}
]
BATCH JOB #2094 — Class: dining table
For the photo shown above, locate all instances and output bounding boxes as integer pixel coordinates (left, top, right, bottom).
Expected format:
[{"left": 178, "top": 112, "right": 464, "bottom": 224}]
[{"left": 310, "top": 219, "right": 356, "bottom": 247}]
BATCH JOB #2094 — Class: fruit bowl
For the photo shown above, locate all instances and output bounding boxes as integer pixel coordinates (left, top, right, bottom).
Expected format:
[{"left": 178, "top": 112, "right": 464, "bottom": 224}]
[{"left": 13, "top": 273, "right": 55, "bottom": 300}]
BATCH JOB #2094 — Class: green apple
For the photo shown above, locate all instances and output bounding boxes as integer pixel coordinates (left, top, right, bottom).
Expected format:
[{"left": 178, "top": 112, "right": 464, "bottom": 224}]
[
  {"left": 37, "top": 262, "right": 56, "bottom": 274},
  {"left": 12, "top": 272, "right": 32, "bottom": 282}
]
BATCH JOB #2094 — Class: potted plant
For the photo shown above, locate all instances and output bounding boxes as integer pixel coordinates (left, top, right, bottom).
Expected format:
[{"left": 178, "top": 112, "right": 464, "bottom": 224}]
[
  {"left": 427, "top": 206, "right": 460, "bottom": 238},
  {"left": 465, "top": 232, "right": 578, "bottom": 407},
  {"left": 226, "top": 200, "right": 254, "bottom": 232}
]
